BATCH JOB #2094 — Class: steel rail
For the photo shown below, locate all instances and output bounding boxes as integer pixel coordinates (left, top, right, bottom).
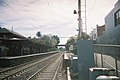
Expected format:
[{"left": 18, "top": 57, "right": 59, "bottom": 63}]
[
  {"left": 0, "top": 53, "right": 59, "bottom": 80},
  {"left": 27, "top": 53, "right": 63, "bottom": 80},
  {"left": 52, "top": 54, "right": 63, "bottom": 80},
  {"left": 0, "top": 51, "right": 58, "bottom": 74}
]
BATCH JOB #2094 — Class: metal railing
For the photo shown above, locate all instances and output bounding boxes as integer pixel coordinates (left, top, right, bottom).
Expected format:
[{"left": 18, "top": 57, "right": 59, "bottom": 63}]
[{"left": 94, "top": 44, "right": 120, "bottom": 77}]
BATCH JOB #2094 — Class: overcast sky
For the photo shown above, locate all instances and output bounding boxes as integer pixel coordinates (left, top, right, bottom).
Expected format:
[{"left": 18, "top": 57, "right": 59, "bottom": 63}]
[{"left": 0, "top": 0, "right": 118, "bottom": 44}]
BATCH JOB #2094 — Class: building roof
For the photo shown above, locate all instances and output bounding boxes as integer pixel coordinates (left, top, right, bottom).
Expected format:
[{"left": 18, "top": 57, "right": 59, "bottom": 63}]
[
  {"left": 0, "top": 27, "right": 53, "bottom": 48},
  {"left": 0, "top": 27, "right": 27, "bottom": 40}
]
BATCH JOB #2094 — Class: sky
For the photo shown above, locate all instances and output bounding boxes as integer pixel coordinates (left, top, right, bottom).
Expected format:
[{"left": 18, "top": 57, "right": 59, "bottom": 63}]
[{"left": 0, "top": 0, "right": 118, "bottom": 44}]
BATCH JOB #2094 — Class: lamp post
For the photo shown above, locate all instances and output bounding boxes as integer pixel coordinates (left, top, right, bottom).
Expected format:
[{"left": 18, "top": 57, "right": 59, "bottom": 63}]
[
  {"left": 78, "top": 0, "right": 82, "bottom": 38},
  {"left": 74, "top": 0, "right": 82, "bottom": 39}
]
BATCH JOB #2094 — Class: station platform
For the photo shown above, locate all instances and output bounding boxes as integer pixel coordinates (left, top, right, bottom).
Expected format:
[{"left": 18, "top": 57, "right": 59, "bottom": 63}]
[{"left": 0, "top": 51, "right": 57, "bottom": 68}]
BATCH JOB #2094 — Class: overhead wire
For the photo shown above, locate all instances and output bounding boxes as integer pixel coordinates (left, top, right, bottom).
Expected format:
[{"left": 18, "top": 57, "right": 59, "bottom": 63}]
[
  {"left": 48, "top": 0, "right": 78, "bottom": 33},
  {"left": 1, "top": 1, "right": 25, "bottom": 19},
  {"left": 47, "top": 0, "right": 57, "bottom": 21},
  {"left": 46, "top": 0, "right": 55, "bottom": 20},
  {"left": 1, "top": 0, "right": 35, "bottom": 27},
  {"left": 87, "top": 0, "right": 96, "bottom": 17},
  {"left": 15, "top": 0, "right": 33, "bottom": 18},
  {"left": 16, "top": 0, "right": 45, "bottom": 28},
  {"left": 15, "top": 0, "right": 41, "bottom": 28},
  {"left": 2, "top": 0, "right": 77, "bottom": 30},
  {"left": 46, "top": 0, "right": 74, "bottom": 22}
]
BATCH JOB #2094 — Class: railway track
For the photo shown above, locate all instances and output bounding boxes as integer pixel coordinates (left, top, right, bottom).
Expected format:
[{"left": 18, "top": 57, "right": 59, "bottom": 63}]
[
  {"left": 27, "top": 53, "right": 64, "bottom": 80},
  {"left": 0, "top": 52, "right": 61, "bottom": 80},
  {"left": 0, "top": 54, "right": 51, "bottom": 74}
]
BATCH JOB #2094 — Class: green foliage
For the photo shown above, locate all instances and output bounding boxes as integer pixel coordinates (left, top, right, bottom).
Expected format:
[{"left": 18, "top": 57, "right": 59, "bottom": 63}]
[
  {"left": 39, "top": 35, "right": 60, "bottom": 48},
  {"left": 65, "top": 32, "right": 90, "bottom": 54},
  {"left": 36, "top": 31, "right": 41, "bottom": 38},
  {"left": 34, "top": 31, "right": 60, "bottom": 49},
  {"left": 77, "top": 32, "right": 90, "bottom": 40},
  {"left": 42, "top": 35, "right": 51, "bottom": 45},
  {"left": 51, "top": 35, "right": 60, "bottom": 47},
  {"left": 53, "top": 35, "right": 60, "bottom": 44},
  {"left": 59, "top": 47, "right": 65, "bottom": 51},
  {"left": 65, "top": 36, "right": 77, "bottom": 54}
]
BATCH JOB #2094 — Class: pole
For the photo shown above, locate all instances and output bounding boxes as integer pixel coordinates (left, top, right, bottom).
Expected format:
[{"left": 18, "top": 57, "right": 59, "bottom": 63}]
[
  {"left": 115, "top": 57, "right": 118, "bottom": 77},
  {"left": 101, "top": 54, "right": 103, "bottom": 68},
  {"left": 12, "top": 26, "right": 13, "bottom": 32},
  {"left": 78, "top": 0, "right": 82, "bottom": 38},
  {"left": 115, "top": 48, "right": 118, "bottom": 77},
  {"left": 85, "top": 0, "right": 87, "bottom": 34}
]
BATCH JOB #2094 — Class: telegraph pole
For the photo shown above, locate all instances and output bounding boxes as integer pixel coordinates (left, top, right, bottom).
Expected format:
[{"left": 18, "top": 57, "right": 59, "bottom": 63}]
[
  {"left": 85, "top": 0, "right": 87, "bottom": 34},
  {"left": 78, "top": 0, "right": 82, "bottom": 38},
  {"left": 74, "top": 0, "right": 86, "bottom": 38}
]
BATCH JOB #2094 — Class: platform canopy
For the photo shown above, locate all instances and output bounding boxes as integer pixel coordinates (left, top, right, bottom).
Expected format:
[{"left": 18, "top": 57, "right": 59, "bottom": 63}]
[
  {"left": 0, "top": 27, "right": 52, "bottom": 48},
  {"left": 0, "top": 27, "right": 27, "bottom": 40}
]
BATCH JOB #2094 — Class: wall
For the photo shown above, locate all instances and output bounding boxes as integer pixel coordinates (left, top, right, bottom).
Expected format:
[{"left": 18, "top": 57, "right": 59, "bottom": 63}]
[{"left": 105, "top": 0, "right": 120, "bottom": 32}]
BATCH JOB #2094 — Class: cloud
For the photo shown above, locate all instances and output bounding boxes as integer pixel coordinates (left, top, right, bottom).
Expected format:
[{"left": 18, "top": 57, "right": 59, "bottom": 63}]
[
  {"left": 0, "top": 22, "right": 5, "bottom": 26},
  {"left": 0, "top": 0, "right": 117, "bottom": 44}
]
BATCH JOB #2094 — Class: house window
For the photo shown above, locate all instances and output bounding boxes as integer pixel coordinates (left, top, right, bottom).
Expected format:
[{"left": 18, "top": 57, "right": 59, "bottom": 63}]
[{"left": 115, "top": 10, "right": 120, "bottom": 26}]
